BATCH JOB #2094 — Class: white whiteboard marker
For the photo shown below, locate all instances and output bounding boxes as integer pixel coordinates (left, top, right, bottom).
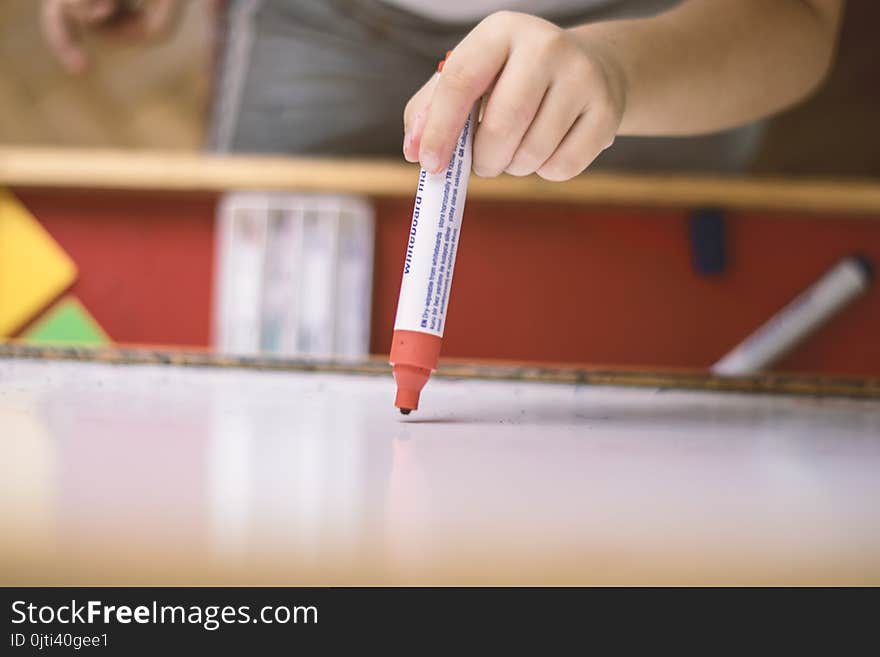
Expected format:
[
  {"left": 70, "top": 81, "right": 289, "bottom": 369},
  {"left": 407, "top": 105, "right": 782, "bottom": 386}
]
[
  {"left": 712, "top": 255, "right": 873, "bottom": 377},
  {"left": 390, "top": 52, "right": 475, "bottom": 414}
]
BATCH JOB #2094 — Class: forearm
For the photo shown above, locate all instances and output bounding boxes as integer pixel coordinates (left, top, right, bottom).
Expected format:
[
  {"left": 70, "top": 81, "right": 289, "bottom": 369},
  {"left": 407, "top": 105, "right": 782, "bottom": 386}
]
[{"left": 570, "top": 0, "right": 844, "bottom": 136}]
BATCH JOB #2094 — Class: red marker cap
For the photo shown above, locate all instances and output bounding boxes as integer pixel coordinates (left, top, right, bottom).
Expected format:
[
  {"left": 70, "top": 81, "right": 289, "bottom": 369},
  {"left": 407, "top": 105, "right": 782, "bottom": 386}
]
[
  {"left": 437, "top": 50, "right": 453, "bottom": 73},
  {"left": 390, "top": 329, "right": 442, "bottom": 414}
]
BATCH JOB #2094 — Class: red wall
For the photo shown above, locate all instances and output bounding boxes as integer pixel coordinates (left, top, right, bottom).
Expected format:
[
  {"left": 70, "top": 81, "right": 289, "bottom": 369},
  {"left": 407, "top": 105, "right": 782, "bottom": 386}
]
[
  {"left": 15, "top": 189, "right": 880, "bottom": 375},
  {"left": 373, "top": 199, "right": 880, "bottom": 375},
  {"left": 17, "top": 190, "right": 215, "bottom": 347}
]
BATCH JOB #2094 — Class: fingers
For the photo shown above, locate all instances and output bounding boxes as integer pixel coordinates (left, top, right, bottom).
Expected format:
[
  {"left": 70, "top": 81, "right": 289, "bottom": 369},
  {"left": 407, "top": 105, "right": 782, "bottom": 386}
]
[
  {"left": 43, "top": 0, "right": 123, "bottom": 73},
  {"left": 536, "top": 107, "right": 617, "bottom": 182},
  {"left": 403, "top": 107, "right": 430, "bottom": 164},
  {"left": 417, "top": 18, "right": 511, "bottom": 173},
  {"left": 42, "top": 0, "right": 88, "bottom": 73},
  {"left": 401, "top": 12, "right": 623, "bottom": 179},
  {"left": 144, "top": 0, "right": 181, "bottom": 37},
  {"left": 471, "top": 47, "right": 551, "bottom": 177},
  {"left": 62, "top": 0, "right": 115, "bottom": 23},
  {"left": 105, "top": 0, "right": 183, "bottom": 42},
  {"left": 403, "top": 75, "right": 437, "bottom": 163},
  {"left": 505, "top": 81, "right": 586, "bottom": 177},
  {"left": 41, "top": 0, "right": 181, "bottom": 74}
]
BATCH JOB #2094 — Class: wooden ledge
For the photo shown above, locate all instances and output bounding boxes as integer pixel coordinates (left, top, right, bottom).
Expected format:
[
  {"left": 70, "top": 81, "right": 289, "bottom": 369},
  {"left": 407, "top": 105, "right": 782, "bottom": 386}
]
[{"left": 2, "top": 147, "right": 880, "bottom": 215}]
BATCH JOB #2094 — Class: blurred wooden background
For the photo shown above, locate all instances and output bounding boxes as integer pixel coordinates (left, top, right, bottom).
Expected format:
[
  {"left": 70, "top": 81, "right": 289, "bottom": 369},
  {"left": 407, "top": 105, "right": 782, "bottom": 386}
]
[{"left": 0, "top": 0, "right": 877, "bottom": 177}]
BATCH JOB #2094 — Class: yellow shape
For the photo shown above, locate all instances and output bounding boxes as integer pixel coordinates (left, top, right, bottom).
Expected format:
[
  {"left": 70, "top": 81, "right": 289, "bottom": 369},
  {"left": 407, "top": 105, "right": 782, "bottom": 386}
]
[{"left": 0, "top": 188, "right": 77, "bottom": 336}]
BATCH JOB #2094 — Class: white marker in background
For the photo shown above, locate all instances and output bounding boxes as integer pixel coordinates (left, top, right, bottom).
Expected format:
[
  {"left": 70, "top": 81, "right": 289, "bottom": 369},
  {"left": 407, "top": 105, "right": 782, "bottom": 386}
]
[{"left": 712, "top": 255, "right": 874, "bottom": 377}]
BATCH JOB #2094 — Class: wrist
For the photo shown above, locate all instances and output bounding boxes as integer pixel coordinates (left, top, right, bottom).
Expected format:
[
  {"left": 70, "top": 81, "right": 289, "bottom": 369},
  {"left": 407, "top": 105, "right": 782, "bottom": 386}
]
[{"left": 567, "top": 24, "right": 632, "bottom": 136}]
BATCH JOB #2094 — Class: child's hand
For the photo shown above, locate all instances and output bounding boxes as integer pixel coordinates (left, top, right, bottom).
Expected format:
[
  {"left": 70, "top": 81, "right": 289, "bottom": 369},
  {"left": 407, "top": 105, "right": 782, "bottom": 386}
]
[
  {"left": 41, "top": 0, "right": 181, "bottom": 74},
  {"left": 403, "top": 11, "right": 627, "bottom": 181}
]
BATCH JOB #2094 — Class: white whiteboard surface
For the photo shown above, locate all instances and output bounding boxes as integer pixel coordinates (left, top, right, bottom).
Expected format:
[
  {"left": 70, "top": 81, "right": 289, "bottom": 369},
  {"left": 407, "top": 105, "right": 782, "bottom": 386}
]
[{"left": 2, "top": 357, "right": 879, "bottom": 585}]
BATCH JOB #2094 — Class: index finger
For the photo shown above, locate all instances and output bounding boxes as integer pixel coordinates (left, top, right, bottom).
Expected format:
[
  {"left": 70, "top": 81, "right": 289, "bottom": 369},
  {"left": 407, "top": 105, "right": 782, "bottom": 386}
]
[
  {"left": 418, "top": 23, "right": 511, "bottom": 173},
  {"left": 62, "top": 0, "right": 116, "bottom": 23}
]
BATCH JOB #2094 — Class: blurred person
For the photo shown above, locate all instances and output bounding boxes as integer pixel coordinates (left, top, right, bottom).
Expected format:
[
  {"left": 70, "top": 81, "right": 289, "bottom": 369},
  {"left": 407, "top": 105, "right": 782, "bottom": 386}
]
[
  {"left": 41, "top": 0, "right": 843, "bottom": 176},
  {"left": 41, "top": 0, "right": 183, "bottom": 74}
]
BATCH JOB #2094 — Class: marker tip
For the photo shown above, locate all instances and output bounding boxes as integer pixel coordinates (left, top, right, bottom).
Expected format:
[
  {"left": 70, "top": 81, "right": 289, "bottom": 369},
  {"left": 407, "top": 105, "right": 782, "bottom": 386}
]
[{"left": 399, "top": 408, "right": 412, "bottom": 416}]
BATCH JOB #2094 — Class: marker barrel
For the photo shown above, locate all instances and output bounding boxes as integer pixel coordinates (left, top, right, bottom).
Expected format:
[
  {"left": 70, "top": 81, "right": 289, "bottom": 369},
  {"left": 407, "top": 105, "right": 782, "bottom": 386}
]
[
  {"left": 712, "top": 256, "right": 873, "bottom": 377},
  {"left": 390, "top": 108, "right": 476, "bottom": 411}
]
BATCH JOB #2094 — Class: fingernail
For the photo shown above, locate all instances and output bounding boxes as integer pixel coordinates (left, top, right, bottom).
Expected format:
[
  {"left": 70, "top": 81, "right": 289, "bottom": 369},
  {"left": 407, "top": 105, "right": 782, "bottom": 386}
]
[
  {"left": 421, "top": 151, "right": 440, "bottom": 173},
  {"left": 403, "top": 133, "right": 416, "bottom": 162}
]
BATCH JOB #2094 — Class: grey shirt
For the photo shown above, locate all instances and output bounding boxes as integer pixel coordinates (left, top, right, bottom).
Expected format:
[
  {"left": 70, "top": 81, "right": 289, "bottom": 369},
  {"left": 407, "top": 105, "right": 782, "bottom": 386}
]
[
  {"left": 381, "top": 0, "right": 657, "bottom": 22},
  {"left": 209, "top": 0, "right": 763, "bottom": 173}
]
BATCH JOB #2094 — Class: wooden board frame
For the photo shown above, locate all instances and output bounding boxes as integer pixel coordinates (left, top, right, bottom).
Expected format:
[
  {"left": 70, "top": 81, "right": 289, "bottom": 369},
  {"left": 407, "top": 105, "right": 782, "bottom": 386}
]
[
  {"left": 2, "top": 343, "right": 879, "bottom": 399},
  {"left": 3, "top": 147, "right": 880, "bottom": 215}
]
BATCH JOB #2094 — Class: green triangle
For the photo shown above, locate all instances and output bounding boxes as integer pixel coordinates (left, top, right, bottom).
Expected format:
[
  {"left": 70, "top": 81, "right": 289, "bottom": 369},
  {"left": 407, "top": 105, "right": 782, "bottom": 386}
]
[{"left": 24, "top": 297, "right": 109, "bottom": 345}]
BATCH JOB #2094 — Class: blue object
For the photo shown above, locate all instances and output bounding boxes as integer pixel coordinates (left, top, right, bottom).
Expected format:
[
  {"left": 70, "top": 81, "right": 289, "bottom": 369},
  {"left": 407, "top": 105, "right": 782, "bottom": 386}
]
[{"left": 689, "top": 208, "right": 727, "bottom": 276}]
